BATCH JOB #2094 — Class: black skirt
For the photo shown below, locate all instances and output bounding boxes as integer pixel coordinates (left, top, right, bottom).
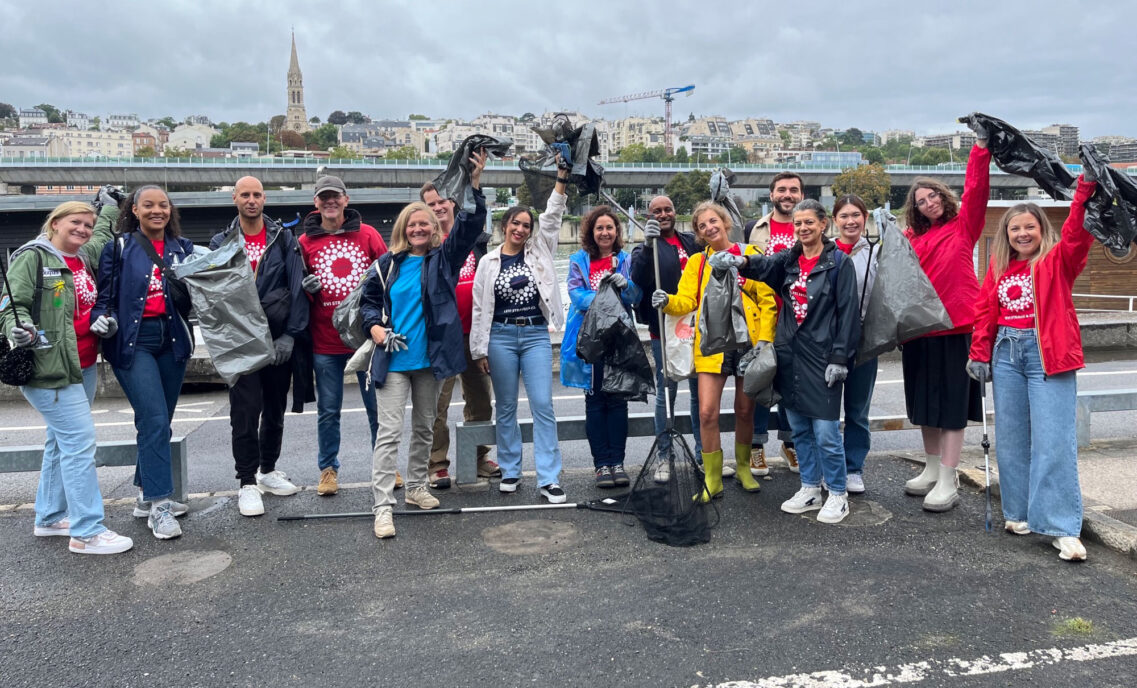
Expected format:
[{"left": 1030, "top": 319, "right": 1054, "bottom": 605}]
[{"left": 901, "top": 333, "right": 982, "bottom": 430}]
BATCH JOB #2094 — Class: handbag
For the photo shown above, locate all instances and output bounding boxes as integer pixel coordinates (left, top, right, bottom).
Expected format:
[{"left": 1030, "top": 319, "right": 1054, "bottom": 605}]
[
  {"left": 0, "top": 250, "right": 44, "bottom": 387},
  {"left": 365, "top": 259, "right": 396, "bottom": 389},
  {"left": 135, "top": 232, "right": 192, "bottom": 320}
]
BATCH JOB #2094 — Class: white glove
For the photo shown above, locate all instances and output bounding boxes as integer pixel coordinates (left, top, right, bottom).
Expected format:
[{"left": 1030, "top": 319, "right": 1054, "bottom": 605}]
[
  {"left": 642, "top": 219, "right": 661, "bottom": 242},
  {"left": 708, "top": 251, "right": 746, "bottom": 272},
  {"left": 650, "top": 289, "right": 669, "bottom": 309},
  {"left": 966, "top": 359, "right": 990, "bottom": 384},
  {"left": 8, "top": 324, "right": 36, "bottom": 347},
  {"left": 603, "top": 272, "right": 628, "bottom": 290},
  {"left": 824, "top": 363, "right": 848, "bottom": 387},
  {"left": 383, "top": 329, "right": 408, "bottom": 353},
  {"left": 301, "top": 274, "right": 322, "bottom": 294},
  {"left": 90, "top": 315, "right": 118, "bottom": 338}
]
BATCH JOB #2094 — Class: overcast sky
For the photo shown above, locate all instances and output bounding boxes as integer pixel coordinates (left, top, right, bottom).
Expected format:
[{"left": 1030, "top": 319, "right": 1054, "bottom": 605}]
[{"left": 4, "top": 0, "right": 1133, "bottom": 138}]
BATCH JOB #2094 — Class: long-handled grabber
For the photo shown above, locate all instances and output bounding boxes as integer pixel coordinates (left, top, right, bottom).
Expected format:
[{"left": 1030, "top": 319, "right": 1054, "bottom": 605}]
[
  {"left": 277, "top": 498, "right": 624, "bottom": 522},
  {"left": 981, "top": 379, "right": 993, "bottom": 532}
]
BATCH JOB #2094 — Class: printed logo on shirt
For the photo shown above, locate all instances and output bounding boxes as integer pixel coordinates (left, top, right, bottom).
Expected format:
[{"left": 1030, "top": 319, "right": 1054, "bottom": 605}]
[
  {"left": 766, "top": 234, "right": 795, "bottom": 256},
  {"left": 245, "top": 240, "right": 266, "bottom": 268},
  {"left": 147, "top": 267, "right": 164, "bottom": 301},
  {"left": 310, "top": 238, "right": 370, "bottom": 301},
  {"left": 790, "top": 272, "right": 809, "bottom": 323},
  {"left": 458, "top": 252, "right": 477, "bottom": 282},
  {"left": 998, "top": 273, "right": 1033, "bottom": 313},
  {"left": 495, "top": 263, "right": 538, "bottom": 306},
  {"left": 74, "top": 268, "right": 97, "bottom": 312},
  {"left": 589, "top": 266, "right": 613, "bottom": 291}
]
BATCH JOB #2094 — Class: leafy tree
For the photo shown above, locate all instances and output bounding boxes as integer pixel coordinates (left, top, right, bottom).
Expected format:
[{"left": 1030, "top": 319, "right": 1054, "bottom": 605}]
[
  {"left": 135, "top": 146, "right": 157, "bottom": 158},
  {"left": 303, "top": 123, "right": 339, "bottom": 150},
  {"left": 90, "top": 116, "right": 101, "bottom": 131},
  {"left": 831, "top": 163, "right": 891, "bottom": 209},
  {"left": 862, "top": 147, "right": 885, "bottom": 165},
  {"left": 517, "top": 183, "right": 533, "bottom": 208},
  {"left": 664, "top": 170, "right": 712, "bottom": 214},
  {"left": 616, "top": 143, "right": 669, "bottom": 163},
  {"left": 495, "top": 188, "right": 511, "bottom": 205},
  {"left": 269, "top": 115, "right": 286, "bottom": 133},
  {"left": 408, "top": 114, "right": 429, "bottom": 120},
  {"left": 157, "top": 116, "right": 177, "bottom": 130},
  {"left": 346, "top": 111, "right": 368, "bottom": 124},
  {"left": 0, "top": 102, "right": 15, "bottom": 119},
  {"left": 839, "top": 127, "right": 865, "bottom": 148},
  {"left": 163, "top": 146, "right": 191, "bottom": 158},
  {"left": 309, "top": 116, "right": 321, "bottom": 124},
  {"left": 383, "top": 145, "right": 419, "bottom": 160},
  {"left": 673, "top": 147, "right": 689, "bottom": 163},
  {"left": 329, "top": 145, "right": 360, "bottom": 159},
  {"left": 613, "top": 187, "right": 639, "bottom": 210},
  {"left": 35, "top": 103, "right": 64, "bottom": 123},
  {"left": 779, "top": 129, "right": 792, "bottom": 148},
  {"left": 715, "top": 146, "right": 750, "bottom": 164},
  {"left": 436, "top": 150, "right": 453, "bottom": 161},
  {"left": 280, "top": 130, "right": 306, "bottom": 149},
  {"left": 327, "top": 110, "right": 348, "bottom": 125}
]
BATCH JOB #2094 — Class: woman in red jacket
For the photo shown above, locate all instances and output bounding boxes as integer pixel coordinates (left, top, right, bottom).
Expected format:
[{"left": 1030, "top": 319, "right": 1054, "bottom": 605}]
[
  {"left": 966, "top": 172, "right": 1097, "bottom": 562},
  {"left": 900, "top": 120, "right": 990, "bottom": 512}
]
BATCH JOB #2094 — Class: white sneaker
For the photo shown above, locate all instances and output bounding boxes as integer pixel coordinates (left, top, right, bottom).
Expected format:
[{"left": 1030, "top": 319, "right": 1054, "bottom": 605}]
[
  {"left": 540, "top": 484, "right": 567, "bottom": 504},
  {"left": 405, "top": 486, "right": 440, "bottom": 510},
  {"left": 256, "top": 470, "right": 300, "bottom": 496},
  {"left": 653, "top": 461, "right": 671, "bottom": 484},
  {"left": 34, "top": 519, "right": 71, "bottom": 537},
  {"left": 1005, "top": 520, "right": 1030, "bottom": 535},
  {"left": 373, "top": 507, "right": 395, "bottom": 539},
  {"left": 846, "top": 473, "right": 865, "bottom": 494},
  {"left": 817, "top": 493, "right": 850, "bottom": 524},
  {"left": 781, "top": 486, "right": 824, "bottom": 514},
  {"left": 69, "top": 529, "right": 134, "bottom": 555},
  {"left": 721, "top": 462, "right": 736, "bottom": 478},
  {"left": 499, "top": 478, "right": 520, "bottom": 493},
  {"left": 238, "top": 485, "right": 265, "bottom": 517},
  {"left": 1053, "top": 537, "right": 1087, "bottom": 562}
]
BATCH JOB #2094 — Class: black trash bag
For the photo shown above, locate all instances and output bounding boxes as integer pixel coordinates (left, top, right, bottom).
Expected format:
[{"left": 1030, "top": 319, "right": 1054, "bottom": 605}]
[
  {"left": 576, "top": 281, "right": 654, "bottom": 401},
  {"left": 710, "top": 168, "right": 746, "bottom": 243},
  {"left": 518, "top": 113, "right": 605, "bottom": 196},
  {"left": 430, "top": 134, "right": 513, "bottom": 213},
  {"left": 0, "top": 332, "right": 36, "bottom": 387},
  {"left": 958, "top": 112, "right": 1075, "bottom": 201},
  {"left": 698, "top": 267, "right": 750, "bottom": 356},
  {"left": 1079, "top": 143, "right": 1137, "bottom": 253}
]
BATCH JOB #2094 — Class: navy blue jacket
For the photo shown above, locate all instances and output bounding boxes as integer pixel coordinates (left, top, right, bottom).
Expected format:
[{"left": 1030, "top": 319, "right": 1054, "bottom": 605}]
[
  {"left": 359, "top": 189, "right": 485, "bottom": 381},
  {"left": 92, "top": 231, "right": 196, "bottom": 370},
  {"left": 629, "top": 231, "right": 700, "bottom": 337},
  {"left": 209, "top": 216, "right": 309, "bottom": 339}
]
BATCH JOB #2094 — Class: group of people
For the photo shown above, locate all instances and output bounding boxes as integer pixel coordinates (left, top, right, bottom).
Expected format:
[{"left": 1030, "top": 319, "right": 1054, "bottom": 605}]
[{"left": 2, "top": 119, "right": 1099, "bottom": 560}]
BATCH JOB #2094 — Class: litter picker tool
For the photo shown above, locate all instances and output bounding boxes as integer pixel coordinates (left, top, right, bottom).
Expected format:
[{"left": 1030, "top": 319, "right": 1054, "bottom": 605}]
[
  {"left": 278, "top": 499, "right": 626, "bottom": 522},
  {"left": 981, "top": 379, "right": 992, "bottom": 532}
]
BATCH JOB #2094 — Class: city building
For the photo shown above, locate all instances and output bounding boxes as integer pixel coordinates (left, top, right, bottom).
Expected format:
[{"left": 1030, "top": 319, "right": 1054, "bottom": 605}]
[
  {"left": 285, "top": 32, "right": 310, "bottom": 134},
  {"left": 230, "top": 142, "right": 259, "bottom": 157},
  {"left": 609, "top": 116, "right": 668, "bottom": 154},
  {"left": 1109, "top": 141, "right": 1137, "bottom": 163},
  {"left": 880, "top": 129, "right": 916, "bottom": 144},
  {"left": 678, "top": 135, "right": 733, "bottom": 162},
  {"left": 64, "top": 111, "right": 90, "bottom": 130},
  {"left": 2, "top": 135, "right": 64, "bottom": 158},
  {"left": 341, "top": 121, "right": 427, "bottom": 155},
  {"left": 132, "top": 131, "right": 157, "bottom": 155},
  {"left": 916, "top": 131, "right": 977, "bottom": 150},
  {"left": 1041, "top": 124, "right": 1080, "bottom": 157},
  {"left": 736, "top": 135, "right": 782, "bottom": 163},
  {"left": 185, "top": 115, "right": 212, "bottom": 127},
  {"left": 49, "top": 129, "right": 134, "bottom": 157},
  {"left": 135, "top": 123, "right": 170, "bottom": 151},
  {"left": 166, "top": 123, "right": 220, "bottom": 151},
  {"left": 1023, "top": 129, "right": 1062, "bottom": 156},
  {"left": 18, "top": 108, "right": 48, "bottom": 129},
  {"left": 106, "top": 113, "right": 139, "bottom": 129}
]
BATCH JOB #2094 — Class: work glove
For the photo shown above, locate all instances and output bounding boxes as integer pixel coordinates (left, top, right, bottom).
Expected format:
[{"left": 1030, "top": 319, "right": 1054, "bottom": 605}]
[
  {"left": 92, "top": 185, "right": 125, "bottom": 213},
  {"left": 1078, "top": 150, "right": 1097, "bottom": 183},
  {"left": 824, "top": 363, "right": 848, "bottom": 387},
  {"left": 642, "top": 219, "right": 661, "bottom": 242},
  {"left": 961, "top": 113, "right": 989, "bottom": 144},
  {"left": 737, "top": 341, "right": 768, "bottom": 376},
  {"left": 602, "top": 272, "right": 628, "bottom": 290},
  {"left": 272, "top": 334, "right": 294, "bottom": 366},
  {"left": 383, "top": 329, "right": 408, "bottom": 353},
  {"left": 90, "top": 315, "right": 118, "bottom": 338},
  {"left": 301, "top": 274, "right": 322, "bottom": 294},
  {"left": 966, "top": 359, "right": 990, "bottom": 384},
  {"left": 7, "top": 324, "right": 36, "bottom": 347},
  {"left": 708, "top": 251, "right": 746, "bottom": 273},
  {"left": 650, "top": 289, "right": 669, "bottom": 309}
]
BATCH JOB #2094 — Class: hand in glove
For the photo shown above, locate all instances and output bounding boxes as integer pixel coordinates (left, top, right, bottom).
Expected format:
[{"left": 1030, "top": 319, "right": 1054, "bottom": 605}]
[
  {"left": 90, "top": 315, "right": 118, "bottom": 338},
  {"left": 1078, "top": 150, "right": 1097, "bottom": 183},
  {"left": 602, "top": 272, "right": 628, "bottom": 290},
  {"left": 961, "top": 113, "right": 989, "bottom": 146},
  {"left": 93, "top": 185, "right": 124, "bottom": 213},
  {"left": 650, "top": 289, "right": 669, "bottom": 309},
  {"left": 8, "top": 324, "right": 36, "bottom": 347},
  {"left": 301, "top": 274, "right": 322, "bottom": 294},
  {"left": 272, "top": 334, "right": 294, "bottom": 366},
  {"left": 824, "top": 363, "right": 848, "bottom": 387},
  {"left": 708, "top": 251, "right": 746, "bottom": 273},
  {"left": 383, "top": 329, "right": 409, "bottom": 353},
  {"left": 737, "top": 341, "right": 768, "bottom": 376},
  {"left": 642, "top": 219, "right": 661, "bottom": 242},
  {"left": 966, "top": 359, "right": 990, "bottom": 384}
]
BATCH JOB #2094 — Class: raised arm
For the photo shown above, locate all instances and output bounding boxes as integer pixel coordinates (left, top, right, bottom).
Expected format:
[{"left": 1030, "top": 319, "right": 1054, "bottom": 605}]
[
  {"left": 958, "top": 143, "right": 992, "bottom": 244},
  {"left": 443, "top": 149, "right": 488, "bottom": 275},
  {"left": 1055, "top": 176, "right": 1098, "bottom": 282}
]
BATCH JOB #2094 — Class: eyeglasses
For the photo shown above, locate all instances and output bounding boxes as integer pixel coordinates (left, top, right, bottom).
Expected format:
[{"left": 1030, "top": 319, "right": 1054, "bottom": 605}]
[{"left": 915, "top": 191, "right": 940, "bottom": 208}]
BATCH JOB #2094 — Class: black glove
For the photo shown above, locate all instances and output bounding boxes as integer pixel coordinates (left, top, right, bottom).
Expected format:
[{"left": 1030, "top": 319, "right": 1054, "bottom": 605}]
[{"left": 272, "top": 334, "right": 294, "bottom": 366}]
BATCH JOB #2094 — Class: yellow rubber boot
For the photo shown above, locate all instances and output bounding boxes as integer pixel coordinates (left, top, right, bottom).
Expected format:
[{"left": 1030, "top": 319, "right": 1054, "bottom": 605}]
[
  {"left": 695, "top": 450, "right": 724, "bottom": 503},
  {"left": 734, "top": 442, "right": 761, "bottom": 492}
]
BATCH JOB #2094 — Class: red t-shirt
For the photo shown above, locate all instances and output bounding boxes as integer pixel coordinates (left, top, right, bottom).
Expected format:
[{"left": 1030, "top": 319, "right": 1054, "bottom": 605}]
[
  {"left": 455, "top": 250, "right": 478, "bottom": 334},
  {"left": 790, "top": 254, "right": 820, "bottom": 325},
  {"left": 766, "top": 219, "right": 796, "bottom": 255},
  {"left": 725, "top": 244, "right": 747, "bottom": 287},
  {"left": 997, "top": 259, "right": 1035, "bottom": 328},
  {"left": 244, "top": 225, "right": 267, "bottom": 272},
  {"left": 64, "top": 255, "right": 98, "bottom": 368},
  {"left": 299, "top": 224, "right": 388, "bottom": 355},
  {"left": 588, "top": 255, "right": 617, "bottom": 290},
  {"left": 835, "top": 239, "right": 855, "bottom": 255},
  {"left": 142, "top": 240, "right": 167, "bottom": 318},
  {"left": 664, "top": 235, "right": 689, "bottom": 271}
]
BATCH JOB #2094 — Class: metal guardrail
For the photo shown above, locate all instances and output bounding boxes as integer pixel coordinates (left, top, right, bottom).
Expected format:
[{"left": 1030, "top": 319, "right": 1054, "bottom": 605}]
[
  {"left": 1076, "top": 389, "right": 1137, "bottom": 447},
  {"left": 1073, "top": 293, "right": 1137, "bottom": 312}
]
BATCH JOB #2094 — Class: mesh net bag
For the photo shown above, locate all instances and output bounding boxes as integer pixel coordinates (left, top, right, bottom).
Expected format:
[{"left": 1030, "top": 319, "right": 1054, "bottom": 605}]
[{"left": 619, "top": 429, "right": 717, "bottom": 546}]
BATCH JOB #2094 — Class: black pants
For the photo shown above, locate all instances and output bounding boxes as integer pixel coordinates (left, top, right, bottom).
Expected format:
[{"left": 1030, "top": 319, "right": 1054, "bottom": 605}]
[
  {"left": 229, "top": 361, "right": 292, "bottom": 485},
  {"left": 584, "top": 363, "right": 629, "bottom": 468}
]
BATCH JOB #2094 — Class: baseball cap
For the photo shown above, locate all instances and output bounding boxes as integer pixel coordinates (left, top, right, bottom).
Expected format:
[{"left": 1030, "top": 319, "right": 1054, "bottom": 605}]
[{"left": 314, "top": 175, "right": 347, "bottom": 196}]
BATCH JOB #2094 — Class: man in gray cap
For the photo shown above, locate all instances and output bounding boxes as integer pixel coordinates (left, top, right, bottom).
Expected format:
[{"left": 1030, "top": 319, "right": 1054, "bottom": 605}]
[{"left": 298, "top": 175, "right": 389, "bottom": 497}]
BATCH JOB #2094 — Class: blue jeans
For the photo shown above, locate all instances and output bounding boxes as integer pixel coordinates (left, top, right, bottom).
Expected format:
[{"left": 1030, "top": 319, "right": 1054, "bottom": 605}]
[
  {"left": 842, "top": 357, "right": 878, "bottom": 475},
  {"left": 650, "top": 338, "right": 701, "bottom": 457},
  {"left": 785, "top": 406, "right": 847, "bottom": 495},
  {"left": 23, "top": 365, "right": 106, "bottom": 539},
  {"left": 313, "top": 352, "right": 379, "bottom": 471},
  {"left": 585, "top": 363, "right": 628, "bottom": 467},
  {"left": 487, "top": 322, "right": 561, "bottom": 487},
  {"left": 992, "top": 326, "right": 1082, "bottom": 537},
  {"left": 752, "top": 403, "right": 793, "bottom": 446},
  {"left": 112, "top": 318, "right": 186, "bottom": 502}
]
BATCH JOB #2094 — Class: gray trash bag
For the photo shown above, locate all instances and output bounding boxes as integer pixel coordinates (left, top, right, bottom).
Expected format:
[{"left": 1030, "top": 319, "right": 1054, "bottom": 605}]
[
  {"left": 710, "top": 168, "right": 746, "bottom": 243},
  {"left": 332, "top": 260, "right": 379, "bottom": 350},
  {"left": 172, "top": 239, "right": 274, "bottom": 385},
  {"left": 741, "top": 343, "right": 778, "bottom": 402},
  {"left": 1079, "top": 143, "right": 1137, "bottom": 253},
  {"left": 431, "top": 134, "right": 513, "bottom": 212},
  {"left": 698, "top": 266, "right": 750, "bottom": 356},
  {"left": 857, "top": 209, "right": 953, "bottom": 364}
]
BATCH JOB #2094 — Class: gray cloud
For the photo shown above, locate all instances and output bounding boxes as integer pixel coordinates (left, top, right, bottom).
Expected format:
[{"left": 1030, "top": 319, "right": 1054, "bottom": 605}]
[{"left": 2, "top": 0, "right": 1133, "bottom": 137}]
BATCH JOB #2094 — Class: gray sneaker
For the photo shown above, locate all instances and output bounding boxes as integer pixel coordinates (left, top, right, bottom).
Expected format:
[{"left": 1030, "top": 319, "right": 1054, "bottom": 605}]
[
  {"left": 134, "top": 493, "right": 189, "bottom": 518},
  {"left": 148, "top": 501, "right": 183, "bottom": 540}
]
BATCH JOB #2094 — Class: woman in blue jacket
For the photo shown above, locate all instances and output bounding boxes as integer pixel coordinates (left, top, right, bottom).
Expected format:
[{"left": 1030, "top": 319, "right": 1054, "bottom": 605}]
[
  {"left": 561, "top": 206, "right": 642, "bottom": 488},
  {"left": 359, "top": 150, "right": 486, "bottom": 539},
  {"left": 92, "top": 186, "right": 195, "bottom": 541}
]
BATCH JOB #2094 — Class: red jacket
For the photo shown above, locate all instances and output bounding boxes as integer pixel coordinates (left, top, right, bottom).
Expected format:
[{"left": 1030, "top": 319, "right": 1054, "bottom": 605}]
[
  {"left": 969, "top": 178, "right": 1096, "bottom": 376},
  {"left": 905, "top": 145, "right": 991, "bottom": 336}
]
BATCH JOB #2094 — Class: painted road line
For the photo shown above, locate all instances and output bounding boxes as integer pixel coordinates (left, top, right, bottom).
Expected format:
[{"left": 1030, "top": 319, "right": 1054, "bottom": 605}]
[{"left": 702, "top": 636, "right": 1137, "bottom": 687}]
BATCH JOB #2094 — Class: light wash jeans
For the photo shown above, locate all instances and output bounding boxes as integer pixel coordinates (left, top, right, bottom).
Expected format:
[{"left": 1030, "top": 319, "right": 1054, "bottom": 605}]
[
  {"left": 992, "top": 326, "right": 1082, "bottom": 537},
  {"left": 650, "top": 338, "right": 701, "bottom": 457},
  {"left": 23, "top": 365, "right": 107, "bottom": 539},
  {"left": 487, "top": 322, "right": 562, "bottom": 488},
  {"left": 371, "top": 368, "right": 441, "bottom": 510},
  {"left": 842, "top": 357, "right": 878, "bottom": 475},
  {"left": 313, "top": 352, "right": 379, "bottom": 471},
  {"left": 785, "top": 407, "right": 847, "bottom": 495}
]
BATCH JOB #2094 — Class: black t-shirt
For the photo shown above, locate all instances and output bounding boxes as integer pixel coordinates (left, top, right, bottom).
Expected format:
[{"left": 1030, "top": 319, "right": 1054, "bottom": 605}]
[{"left": 493, "top": 250, "right": 543, "bottom": 320}]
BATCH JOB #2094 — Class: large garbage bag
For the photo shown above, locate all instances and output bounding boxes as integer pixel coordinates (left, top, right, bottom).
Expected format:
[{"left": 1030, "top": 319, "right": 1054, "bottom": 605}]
[
  {"left": 1079, "top": 143, "right": 1137, "bottom": 253},
  {"left": 710, "top": 168, "right": 747, "bottom": 243},
  {"left": 958, "top": 112, "right": 1075, "bottom": 201},
  {"left": 332, "top": 259, "right": 379, "bottom": 350},
  {"left": 431, "top": 134, "right": 513, "bottom": 213},
  {"left": 576, "top": 281, "right": 654, "bottom": 401},
  {"left": 173, "top": 239, "right": 274, "bottom": 385},
  {"left": 741, "top": 343, "right": 780, "bottom": 407},
  {"left": 857, "top": 209, "right": 953, "bottom": 364},
  {"left": 698, "top": 267, "right": 750, "bottom": 356},
  {"left": 518, "top": 113, "right": 605, "bottom": 198}
]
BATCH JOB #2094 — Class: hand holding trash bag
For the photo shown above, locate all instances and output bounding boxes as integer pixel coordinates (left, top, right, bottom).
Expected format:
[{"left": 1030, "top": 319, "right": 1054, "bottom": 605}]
[
  {"left": 824, "top": 363, "right": 848, "bottom": 387},
  {"left": 90, "top": 315, "right": 118, "bottom": 338},
  {"left": 1079, "top": 149, "right": 1097, "bottom": 183},
  {"left": 642, "top": 219, "right": 661, "bottom": 242},
  {"left": 93, "top": 185, "right": 125, "bottom": 213},
  {"left": 602, "top": 272, "right": 628, "bottom": 290},
  {"left": 966, "top": 359, "right": 990, "bottom": 384},
  {"left": 708, "top": 251, "right": 745, "bottom": 273},
  {"left": 302, "top": 274, "right": 322, "bottom": 294},
  {"left": 272, "top": 334, "right": 294, "bottom": 366},
  {"left": 737, "top": 340, "right": 767, "bottom": 376},
  {"left": 962, "top": 114, "right": 989, "bottom": 146},
  {"left": 651, "top": 289, "right": 669, "bottom": 309}
]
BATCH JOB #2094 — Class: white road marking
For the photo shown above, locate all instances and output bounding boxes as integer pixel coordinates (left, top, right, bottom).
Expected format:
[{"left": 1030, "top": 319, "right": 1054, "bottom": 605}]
[{"left": 701, "top": 636, "right": 1137, "bottom": 687}]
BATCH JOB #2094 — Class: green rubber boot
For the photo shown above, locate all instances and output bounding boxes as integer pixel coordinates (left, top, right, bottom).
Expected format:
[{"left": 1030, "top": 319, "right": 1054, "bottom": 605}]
[
  {"left": 734, "top": 442, "right": 762, "bottom": 492},
  {"left": 694, "top": 450, "right": 724, "bottom": 503}
]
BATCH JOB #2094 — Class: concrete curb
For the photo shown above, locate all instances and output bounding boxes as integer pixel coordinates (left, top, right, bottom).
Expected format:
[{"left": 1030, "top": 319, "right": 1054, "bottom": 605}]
[{"left": 893, "top": 451, "right": 1137, "bottom": 560}]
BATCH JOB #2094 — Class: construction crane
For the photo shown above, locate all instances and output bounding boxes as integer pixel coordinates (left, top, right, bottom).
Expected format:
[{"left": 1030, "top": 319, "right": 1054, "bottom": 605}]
[{"left": 598, "top": 85, "right": 695, "bottom": 156}]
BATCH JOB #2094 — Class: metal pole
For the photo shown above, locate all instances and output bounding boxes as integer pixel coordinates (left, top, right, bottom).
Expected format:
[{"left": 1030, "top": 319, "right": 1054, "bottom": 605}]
[{"left": 277, "top": 499, "right": 618, "bottom": 521}]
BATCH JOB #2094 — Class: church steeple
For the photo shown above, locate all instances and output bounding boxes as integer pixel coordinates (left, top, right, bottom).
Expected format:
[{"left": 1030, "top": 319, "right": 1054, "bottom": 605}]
[{"left": 285, "top": 31, "right": 310, "bottom": 134}]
